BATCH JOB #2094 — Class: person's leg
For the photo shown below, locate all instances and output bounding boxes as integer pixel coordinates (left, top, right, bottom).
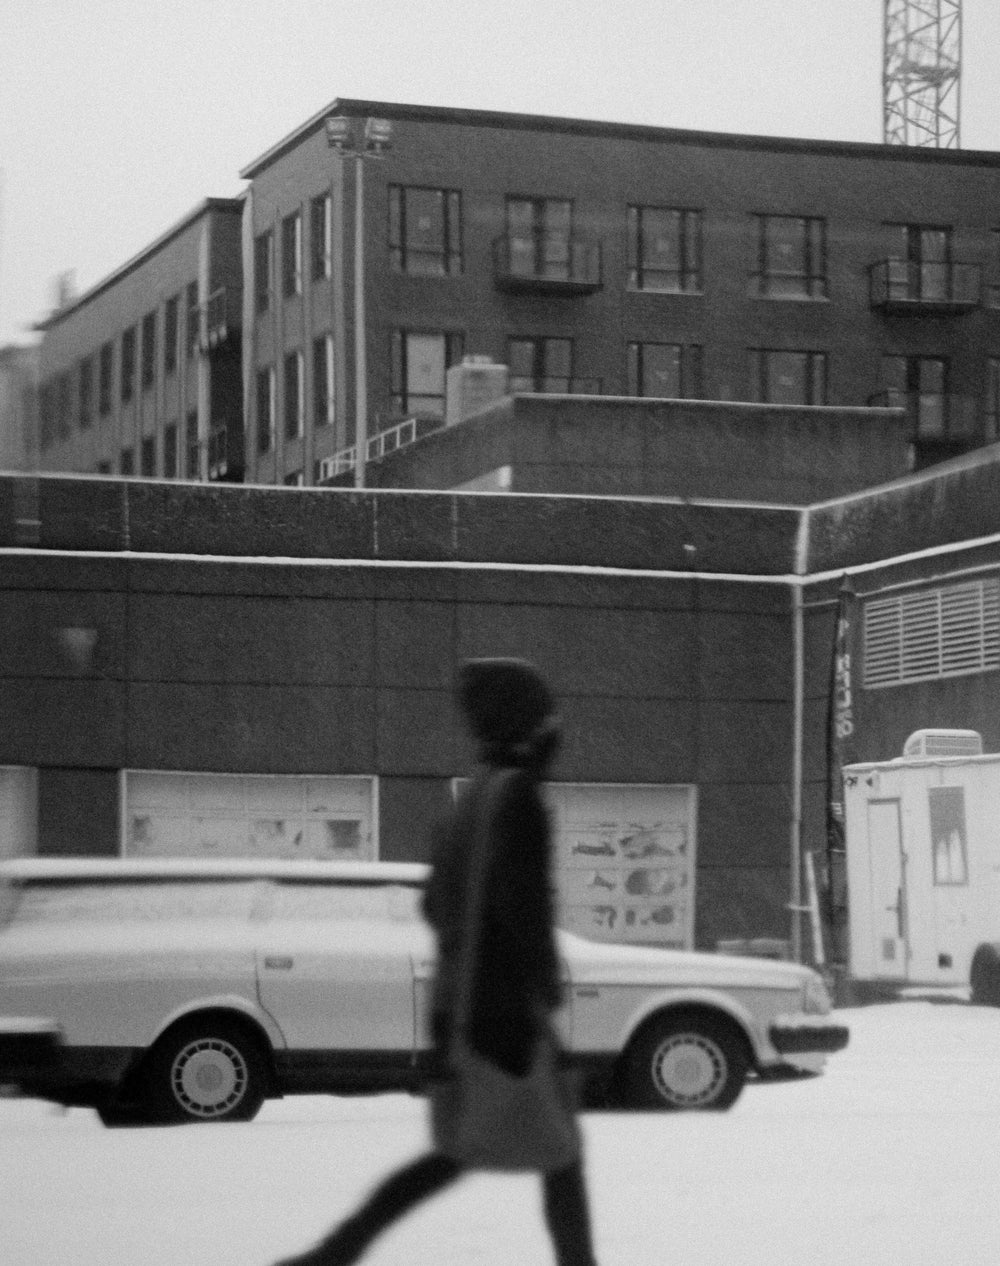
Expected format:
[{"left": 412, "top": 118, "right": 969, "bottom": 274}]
[
  {"left": 542, "top": 1158, "right": 600, "bottom": 1266},
  {"left": 273, "top": 1152, "right": 462, "bottom": 1266}
]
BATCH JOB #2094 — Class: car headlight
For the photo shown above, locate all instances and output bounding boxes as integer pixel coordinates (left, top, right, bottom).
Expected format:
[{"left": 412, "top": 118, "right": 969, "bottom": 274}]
[{"left": 802, "top": 971, "right": 832, "bottom": 1016}]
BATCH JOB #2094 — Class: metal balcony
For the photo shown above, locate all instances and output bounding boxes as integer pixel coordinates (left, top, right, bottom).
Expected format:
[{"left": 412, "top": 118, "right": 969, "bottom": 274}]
[
  {"left": 493, "top": 233, "right": 603, "bottom": 295},
  {"left": 201, "top": 287, "right": 242, "bottom": 351},
  {"left": 208, "top": 425, "right": 244, "bottom": 482},
  {"left": 868, "top": 260, "right": 980, "bottom": 314}
]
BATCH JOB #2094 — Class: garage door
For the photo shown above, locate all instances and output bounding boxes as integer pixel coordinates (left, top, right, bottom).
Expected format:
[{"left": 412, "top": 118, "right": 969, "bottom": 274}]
[{"left": 123, "top": 771, "right": 376, "bottom": 860}]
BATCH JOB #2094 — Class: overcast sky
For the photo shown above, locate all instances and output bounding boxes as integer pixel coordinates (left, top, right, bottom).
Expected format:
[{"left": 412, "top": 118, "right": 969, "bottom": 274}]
[{"left": 2, "top": 0, "right": 999, "bottom": 347}]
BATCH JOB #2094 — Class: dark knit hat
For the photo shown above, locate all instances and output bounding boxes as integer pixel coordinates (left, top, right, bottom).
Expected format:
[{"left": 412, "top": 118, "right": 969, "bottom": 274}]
[{"left": 459, "top": 658, "right": 555, "bottom": 746}]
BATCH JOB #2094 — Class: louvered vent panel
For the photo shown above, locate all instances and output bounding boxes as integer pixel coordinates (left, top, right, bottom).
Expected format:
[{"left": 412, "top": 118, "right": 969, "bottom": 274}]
[{"left": 863, "top": 577, "right": 1000, "bottom": 689}]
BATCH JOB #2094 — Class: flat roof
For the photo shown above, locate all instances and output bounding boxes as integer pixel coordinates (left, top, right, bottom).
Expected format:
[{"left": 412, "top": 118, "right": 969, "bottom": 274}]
[
  {"left": 240, "top": 96, "right": 1000, "bottom": 178},
  {"left": 38, "top": 196, "right": 245, "bottom": 332}
]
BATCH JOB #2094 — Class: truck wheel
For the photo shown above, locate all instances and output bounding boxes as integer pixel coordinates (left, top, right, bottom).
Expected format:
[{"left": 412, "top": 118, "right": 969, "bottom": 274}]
[
  {"left": 622, "top": 1012, "right": 749, "bottom": 1110},
  {"left": 145, "top": 1018, "right": 270, "bottom": 1123},
  {"left": 970, "top": 944, "right": 1000, "bottom": 1007}
]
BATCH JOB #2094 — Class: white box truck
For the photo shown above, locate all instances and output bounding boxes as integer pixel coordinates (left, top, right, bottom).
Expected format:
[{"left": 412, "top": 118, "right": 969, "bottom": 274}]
[{"left": 844, "top": 730, "right": 1000, "bottom": 1000}]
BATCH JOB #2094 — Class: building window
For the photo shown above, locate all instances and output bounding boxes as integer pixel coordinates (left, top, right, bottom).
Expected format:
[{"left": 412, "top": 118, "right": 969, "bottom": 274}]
[
  {"left": 313, "top": 333, "right": 335, "bottom": 428},
  {"left": 98, "top": 341, "right": 113, "bottom": 416},
  {"left": 140, "top": 435, "right": 156, "bottom": 477},
  {"left": 78, "top": 358, "right": 93, "bottom": 430},
  {"left": 310, "top": 194, "right": 332, "bottom": 281},
  {"left": 284, "top": 350, "right": 304, "bottom": 439},
  {"left": 986, "top": 359, "right": 1000, "bottom": 442},
  {"left": 141, "top": 310, "right": 157, "bottom": 391},
  {"left": 884, "top": 223, "right": 951, "bottom": 302},
  {"left": 505, "top": 196, "right": 572, "bottom": 281},
  {"left": 121, "top": 327, "right": 136, "bottom": 403},
  {"left": 390, "top": 330, "right": 463, "bottom": 418},
  {"left": 880, "top": 354, "right": 947, "bottom": 437},
  {"left": 628, "top": 207, "right": 702, "bottom": 293},
  {"left": 508, "top": 336, "right": 594, "bottom": 393},
  {"left": 186, "top": 282, "right": 200, "bottom": 358},
  {"left": 282, "top": 211, "right": 303, "bottom": 298},
  {"left": 929, "top": 786, "right": 968, "bottom": 886},
  {"left": 389, "top": 185, "right": 462, "bottom": 276},
  {"left": 254, "top": 231, "right": 273, "bottom": 314},
  {"left": 627, "top": 342, "right": 703, "bottom": 398},
  {"left": 185, "top": 410, "right": 199, "bottom": 479},
  {"left": 754, "top": 215, "right": 827, "bottom": 299},
  {"left": 38, "top": 382, "right": 54, "bottom": 450},
  {"left": 283, "top": 471, "right": 305, "bottom": 487},
  {"left": 863, "top": 576, "right": 1000, "bottom": 688},
  {"left": 56, "top": 373, "right": 72, "bottom": 438},
  {"left": 256, "top": 366, "right": 275, "bottom": 454},
  {"left": 163, "top": 422, "right": 178, "bottom": 478},
  {"left": 120, "top": 446, "right": 134, "bottom": 476},
  {"left": 748, "top": 348, "right": 827, "bottom": 405},
  {"left": 164, "top": 295, "right": 179, "bottom": 376},
  {"left": 95, "top": 460, "right": 112, "bottom": 475}
]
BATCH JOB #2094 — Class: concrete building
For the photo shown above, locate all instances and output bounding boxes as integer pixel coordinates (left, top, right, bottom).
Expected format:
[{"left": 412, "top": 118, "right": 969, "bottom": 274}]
[
  {"left": 4, "top": 443, "right": 1000, "bottom": 964},
  {"left": 32, "top": 99, "right": 1000, "bottom": 488},
  {"left": 35, "top": 198, "right": 244, "bottom": 483}
]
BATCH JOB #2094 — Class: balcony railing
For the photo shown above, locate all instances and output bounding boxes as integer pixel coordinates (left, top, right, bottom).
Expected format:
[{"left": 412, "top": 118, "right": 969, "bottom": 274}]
[
  {"left": 868, "top": 390, "right": 982, "bottom": 442},
  {"left": 493, "top": 233, "right": 603, "bottom": 294},
  {"left": 315, "top": 415, "right": 444, "bottom": 483},
  {"left": 868, "top": 260, "right": 980, "bottom": 314},
  {"left": 201, "top": 287, "right": 242, "bottom": 351},
  {"left": 208, "top": 424, "right": 244, "bottom": 482}
]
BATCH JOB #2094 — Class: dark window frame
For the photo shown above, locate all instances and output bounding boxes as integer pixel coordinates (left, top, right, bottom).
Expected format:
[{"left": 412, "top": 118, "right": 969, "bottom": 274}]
[
  {"left": 390, "top": 328, "right": 464, "bottom": 418},
  {"left": 754, "top": 215, "right": 828, "bottom": 299},
  {"left": 626, "top": 341, "right": 704, "bottom": 399},
  {"left": 120, "top": 327, "right": 136, "bottom": 403},
  {"left": 628, "top": 205, "right": 703, "bottom": 294},
  {"left": 388, "top": 185, "right": 463, "bottom": 277},
  {"left": 748, "top": 347, "right": 828, "bottom": 405}
]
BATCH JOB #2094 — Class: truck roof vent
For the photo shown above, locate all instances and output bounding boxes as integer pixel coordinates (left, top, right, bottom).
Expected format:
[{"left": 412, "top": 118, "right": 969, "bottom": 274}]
[{"left": 902, "top": 729, "right": 983, "bottom": 759}]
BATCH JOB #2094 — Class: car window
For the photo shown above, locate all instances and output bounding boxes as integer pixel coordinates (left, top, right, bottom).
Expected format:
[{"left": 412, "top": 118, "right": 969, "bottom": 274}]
[
  {"left": 7, "top": 880, "right": 261, "bottom": 928},
  {"left": 269, "top": 882, "right": 423, "bottom": 924}
]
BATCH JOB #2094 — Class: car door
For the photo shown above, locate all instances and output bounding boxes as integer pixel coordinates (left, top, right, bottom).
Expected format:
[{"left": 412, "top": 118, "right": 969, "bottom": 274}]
[{"left": 254, "top": 880, "right": 421, "bottom": 1053}]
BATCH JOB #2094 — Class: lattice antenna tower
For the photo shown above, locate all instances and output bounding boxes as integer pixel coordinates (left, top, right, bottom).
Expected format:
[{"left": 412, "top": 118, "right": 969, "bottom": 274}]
[{"left": 884, "top": 0, "right": 961, "bottom": 147}]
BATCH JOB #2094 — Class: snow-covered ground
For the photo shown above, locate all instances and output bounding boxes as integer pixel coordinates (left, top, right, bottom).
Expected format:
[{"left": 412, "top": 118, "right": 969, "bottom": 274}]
[{"left": 3, "top": 993, "right": 999, "bottom": 1266}]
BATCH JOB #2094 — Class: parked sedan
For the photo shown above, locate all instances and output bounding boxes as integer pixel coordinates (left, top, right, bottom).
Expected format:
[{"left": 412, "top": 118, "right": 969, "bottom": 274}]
[{"left": 0, "top": 858, "right": 847, "bottom": 1125}]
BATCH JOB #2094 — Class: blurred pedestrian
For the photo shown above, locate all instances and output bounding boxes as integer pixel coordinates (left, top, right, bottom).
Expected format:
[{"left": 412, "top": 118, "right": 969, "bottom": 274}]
[{"left": 273, "top": 657, "right": 599, "bottom": 1266}]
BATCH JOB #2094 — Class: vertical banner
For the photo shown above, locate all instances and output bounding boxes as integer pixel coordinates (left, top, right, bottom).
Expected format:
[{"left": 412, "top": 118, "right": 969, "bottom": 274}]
[{"left": 825, "top": 574, "right": 855, "bottom": 962}]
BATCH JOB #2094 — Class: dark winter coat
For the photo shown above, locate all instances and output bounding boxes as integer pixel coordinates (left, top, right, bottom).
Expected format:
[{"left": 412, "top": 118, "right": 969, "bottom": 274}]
[{"left": 422, "top": 739, "right": 562, "bottom": 1078}]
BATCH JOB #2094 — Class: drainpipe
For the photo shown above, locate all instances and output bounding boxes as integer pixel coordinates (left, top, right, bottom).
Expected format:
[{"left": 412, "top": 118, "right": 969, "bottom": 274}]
[{"left": 789, "top": 508, "right": 810, "bottom": 963}]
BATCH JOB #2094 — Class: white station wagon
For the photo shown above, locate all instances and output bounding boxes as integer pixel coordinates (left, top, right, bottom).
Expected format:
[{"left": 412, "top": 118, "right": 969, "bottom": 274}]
[{"left": 0, "top": 858, "right": 847, "bottom": 1125}]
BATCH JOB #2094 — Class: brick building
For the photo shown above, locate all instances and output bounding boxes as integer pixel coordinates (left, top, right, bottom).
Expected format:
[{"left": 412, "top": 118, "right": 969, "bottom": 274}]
[
  {"left": 35, "top": 199, "right": 244, "bottom": 483},
  {"left": 32, "top": 99, "right": 1000, "bottom": 488}
]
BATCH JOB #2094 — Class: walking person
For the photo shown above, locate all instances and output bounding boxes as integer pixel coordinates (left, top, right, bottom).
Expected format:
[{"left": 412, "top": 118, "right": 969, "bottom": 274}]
[{"left": 274, "top": 658, "right": 600, "bottom": 1266}]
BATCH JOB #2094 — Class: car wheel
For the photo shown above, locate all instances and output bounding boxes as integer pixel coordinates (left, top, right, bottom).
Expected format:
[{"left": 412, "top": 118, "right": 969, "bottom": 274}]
[
  {"left": 145, "top": 1019, "right": 270, "bottom": 1124},
  {"left": 970, "top": 944, "right": 1000, "bottom": 1006},
  {"left": 622, "top": 1012, "right": 749, "bottom": 1110}
]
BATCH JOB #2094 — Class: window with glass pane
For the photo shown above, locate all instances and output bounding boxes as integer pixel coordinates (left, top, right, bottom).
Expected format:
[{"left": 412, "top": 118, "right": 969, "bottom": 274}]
[
  {"left": 757, "top": 216, "right": 826, "bottom": 298},
  {"left": 389, "top": 186, "right": 462, "bottom": 276},
  {"left": 186, "top": 281, "right": 199, "bottom": 357},
  {"left": 164, "top": 423, "right": 178, "bottom": 478},
  {"left": 98, "top": 342, "right": 113, "bottom": 415},
  {"left": 628, "top": 207, "right": 702, "bottom": 293},
  {"left": 57, "top": 372, "right": 72, "bottom": 438},
  {"left": 282, "top": 212, "right": 302, "bottom": 298},
  {"left": 885, "top": 224, "right": 952, "bottom": 301},
  {"left": 750, "top": 349, "right": 827, "bottom": 404},
  {"left": 121, "top": 327, "right": 136, "bottom": 402},
  {"left": 506, "top": 198, "right": 572, "bottom": 280},
  {"left": 313, "top": 334, "right": 334, "bottom": 427},
  {"left": 284, "top": 350, "right": 304, "bottom": 438},
  {"left": 882, "top": 354, "right": 947, "bottom": 436},
  {"left": 254, "top": 231, "right": 272, "bottom": 313},
  {"left": 391, "top": 331, "right": 461, "bottom": 416},
  {"left": 164, "top": 296, "right": 178, "bottom": 376},
  {"left": 185, "top": 411, "right": 199, "bottom": 479},
  {"left": 310, "top": 194, "right": 331, "bottom": 281},
  {"left": 256, "top": 367, "right": 275, "bottom": 454},
  {"left": 987, "top": 359, "right": 1000, "bottom": 441},
  {"left": 508, "top": 336, "right": 573, "bottom": 392},
  {"left": 120, "top": 446, "right": 134, "bottom": 475},
  {"left": 78, "top": 358, "right": 92, "bottom": 430},
  {"left": 627, "top": 342, "right": 703, "bottom": 398},
  {"left": 141, "top": 435, "right": 156, "bottom": 477},
  {"left": 141, "top": 311, "right": 156, "bottom": 390}
]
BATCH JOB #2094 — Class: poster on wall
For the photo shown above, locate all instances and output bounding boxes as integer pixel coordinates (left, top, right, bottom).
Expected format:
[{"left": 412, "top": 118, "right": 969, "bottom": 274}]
[
  {"left": 546, "top": 783, "right": 697, "bottom": 948},
  {"left": 124, "top": 772, "right": 375, "bottom": 861}
]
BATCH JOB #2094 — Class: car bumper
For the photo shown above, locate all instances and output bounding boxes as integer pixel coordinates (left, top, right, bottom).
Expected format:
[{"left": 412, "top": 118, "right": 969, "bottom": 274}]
[
  {"left": 768, "top": 1019, "right": 850, "bottom": 1056},
  {"left": 0, "top": 1018, "right": 63, "bottom": 1090}
]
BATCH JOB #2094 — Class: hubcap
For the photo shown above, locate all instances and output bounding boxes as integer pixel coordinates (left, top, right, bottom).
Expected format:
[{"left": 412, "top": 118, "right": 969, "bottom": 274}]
[
  {"left": 652, "top": 1032, "right": 726, "bottom": 1107},
  {"left": 170, "top": 1037, "right": 248, "bottom": 1118}
]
